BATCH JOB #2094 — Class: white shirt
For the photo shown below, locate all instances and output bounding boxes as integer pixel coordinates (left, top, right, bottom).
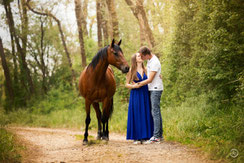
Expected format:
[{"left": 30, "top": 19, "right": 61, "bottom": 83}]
[{"left": 147, "top": 55, "right": 164, "bottom": 91}]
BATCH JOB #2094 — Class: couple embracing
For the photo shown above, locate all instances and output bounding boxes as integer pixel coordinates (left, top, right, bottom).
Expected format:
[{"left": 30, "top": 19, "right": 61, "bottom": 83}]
[{"left": 125, "top": 46, "right": 164, "bottom": 144}]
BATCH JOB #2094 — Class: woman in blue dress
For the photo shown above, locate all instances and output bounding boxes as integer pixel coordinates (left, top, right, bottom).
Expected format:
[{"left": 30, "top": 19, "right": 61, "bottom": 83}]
[{"left": 125, "top": 53, "right": 154, "bottom": 144}]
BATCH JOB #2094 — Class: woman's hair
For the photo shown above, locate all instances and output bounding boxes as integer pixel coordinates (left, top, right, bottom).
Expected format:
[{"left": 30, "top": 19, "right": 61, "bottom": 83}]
[{"left": 128, "top": 53, "right": 146, "bottom": 83}]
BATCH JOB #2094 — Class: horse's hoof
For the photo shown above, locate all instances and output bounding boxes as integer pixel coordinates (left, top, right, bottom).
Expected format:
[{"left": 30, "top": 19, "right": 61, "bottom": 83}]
[
  {"left": 102, "top": 136, "right": 109, "bottom": 141},
  {"left": 96, "top": 136, "right": 102, "bottom": 140},
  {"left": 83, "top": 140, "right": 88, "bottom": 145}
]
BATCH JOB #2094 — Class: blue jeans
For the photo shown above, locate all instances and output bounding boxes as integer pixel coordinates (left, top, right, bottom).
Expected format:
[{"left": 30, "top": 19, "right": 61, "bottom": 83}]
[{"left": 150, "top": 91, "right": 163, "bottom": 138}]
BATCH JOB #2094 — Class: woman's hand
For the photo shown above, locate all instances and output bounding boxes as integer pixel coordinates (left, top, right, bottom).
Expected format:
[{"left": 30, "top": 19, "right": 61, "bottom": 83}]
[{"left": 132, "top": 83, "right": 140, "bottom": 89}]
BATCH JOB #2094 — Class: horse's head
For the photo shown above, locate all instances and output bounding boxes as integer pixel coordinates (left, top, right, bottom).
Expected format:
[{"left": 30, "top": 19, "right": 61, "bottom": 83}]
[{"left": 107, "top": 39, "right": 129, "bottom": 73}]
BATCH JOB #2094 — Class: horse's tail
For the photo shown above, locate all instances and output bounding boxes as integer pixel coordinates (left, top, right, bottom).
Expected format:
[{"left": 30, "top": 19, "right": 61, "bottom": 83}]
[{"left": 109, "top": 97, "right": 114, "bottom": 119}]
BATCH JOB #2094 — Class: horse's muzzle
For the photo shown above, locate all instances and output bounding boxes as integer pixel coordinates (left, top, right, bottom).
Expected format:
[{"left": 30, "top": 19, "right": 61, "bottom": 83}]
[{"left": 121, "top": 66, "right": 130, "bottom": 73}]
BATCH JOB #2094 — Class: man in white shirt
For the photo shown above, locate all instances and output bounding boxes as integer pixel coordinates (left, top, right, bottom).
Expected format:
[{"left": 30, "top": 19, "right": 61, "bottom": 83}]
[{"left": 137, "top": 46, "right": 164, "bottom": 144}]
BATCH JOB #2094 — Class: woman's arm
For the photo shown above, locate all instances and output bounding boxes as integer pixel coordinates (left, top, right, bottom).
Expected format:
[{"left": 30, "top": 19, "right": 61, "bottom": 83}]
[{"left": 125, "top": 71, "right": 139, "bottom": 89}]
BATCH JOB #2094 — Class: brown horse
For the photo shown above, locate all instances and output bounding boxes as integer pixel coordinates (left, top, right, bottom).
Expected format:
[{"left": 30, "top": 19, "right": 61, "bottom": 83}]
[{"left": 79, "top": 39, "right": 129, "bottom": 144}]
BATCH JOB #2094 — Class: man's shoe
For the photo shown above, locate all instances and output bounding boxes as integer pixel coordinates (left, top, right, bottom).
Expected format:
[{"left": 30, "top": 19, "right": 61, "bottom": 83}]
[
  {"left": 144, "top": 136, "right": 161, "bottom": 144},
  {"left": 159, "top": 137, "right": 164, "bottom": 142}
]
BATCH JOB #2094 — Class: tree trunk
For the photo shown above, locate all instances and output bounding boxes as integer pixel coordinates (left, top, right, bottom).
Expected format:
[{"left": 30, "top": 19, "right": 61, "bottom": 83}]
[
  {"left": 96, "top": 0, "right": 103, "bottom": 48},
  {"left": 81, "top": 0, "right": 88, "bottom": 36},
  {"left": 26, "top": 0, "right": 77, "bottom": 87},
  {"left": 89, "top": 17, "right": 95, "bottom": 38},
  {"left": 40, "top": 19, "right": 48, "bottom": 94},
  {"left": 124, "top": 0, "right": 155, "bottom": 48},
  {"left": 101, "top": 0, "right": 109, "bottom": 46},
  {"left": 9, "top": 10, "right": 18, "bottom": 84},
  {"left": 0, "top": 37, "right": 14, "bottom": 105},
  {"left": 136, "top": 0, "right": 155, "bottom": 48},
  {"left": 138, "top": 13, "right": 147, "bottom": 46},
  {"left": 20, "top": 0, "right": 28, "bottom": 55},
  {"left": 106, "top": 0, "right": 119, "bottom": 41},
  {"left": 4, "top": 0, "right": 35, "bottom": 96},
  {"left": 74, "top": 0, "right": 87, "bottom": 67}
]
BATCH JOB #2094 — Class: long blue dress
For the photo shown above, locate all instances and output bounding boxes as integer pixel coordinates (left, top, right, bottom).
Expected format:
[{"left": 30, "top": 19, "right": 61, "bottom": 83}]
[{"left": 126, "top": 72, "right": 154, "bottom": 140}]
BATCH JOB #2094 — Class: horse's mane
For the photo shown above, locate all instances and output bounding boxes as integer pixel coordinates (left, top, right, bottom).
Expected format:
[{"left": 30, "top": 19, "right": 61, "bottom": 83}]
[{"left": 88, "top": 45, "right": 109, "bottom": 69}]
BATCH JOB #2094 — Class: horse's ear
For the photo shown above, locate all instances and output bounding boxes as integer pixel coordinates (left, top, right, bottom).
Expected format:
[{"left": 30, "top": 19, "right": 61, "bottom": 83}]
[
  {"left": 111, "top": 39, "right": 115, "bottom": 48},
  {"left": 118, "top": 39, "right": 122, "bottom": 46}
]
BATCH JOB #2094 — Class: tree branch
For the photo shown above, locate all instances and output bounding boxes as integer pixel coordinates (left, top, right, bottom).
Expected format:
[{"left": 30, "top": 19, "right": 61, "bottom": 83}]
[{"left": 26, "top": 0, "right": 77, "bottom": 88}]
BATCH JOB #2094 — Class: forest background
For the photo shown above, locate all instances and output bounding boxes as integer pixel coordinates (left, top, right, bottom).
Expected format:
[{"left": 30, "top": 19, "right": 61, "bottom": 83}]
[{"left": 0, "top": 0, "right": 243, "bottom": 162}]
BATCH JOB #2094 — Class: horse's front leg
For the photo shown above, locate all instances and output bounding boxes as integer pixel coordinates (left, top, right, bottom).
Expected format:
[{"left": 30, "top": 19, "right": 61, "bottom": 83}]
[
  {"left": 83, "top": 99, "right": 91, "bottom": 145},
  {"left": 92, "top": 102, "right": 102, "bottom": 140}
]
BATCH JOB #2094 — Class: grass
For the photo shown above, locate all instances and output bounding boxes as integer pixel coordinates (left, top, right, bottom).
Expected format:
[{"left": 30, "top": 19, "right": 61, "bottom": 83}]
[
  {"left": 163, "top": 95, "right": 244, "bottom": 163},
  {"left": 0, "top": 128, "right": 22, "bottom": 163},
  {"left": 0, "top": 90, "right": 128, "bottom": 132}
]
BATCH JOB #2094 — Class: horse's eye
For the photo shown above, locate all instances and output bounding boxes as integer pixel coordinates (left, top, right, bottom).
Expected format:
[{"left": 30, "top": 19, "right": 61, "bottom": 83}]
[{"left": 113, "top": 52, "right": 118, "bottom": 56}]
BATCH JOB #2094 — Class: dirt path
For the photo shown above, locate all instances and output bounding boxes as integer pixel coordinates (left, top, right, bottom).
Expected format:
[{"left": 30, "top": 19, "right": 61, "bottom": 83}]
[{"left": 8, "top": 127, "right": 219, "bottom": 163}]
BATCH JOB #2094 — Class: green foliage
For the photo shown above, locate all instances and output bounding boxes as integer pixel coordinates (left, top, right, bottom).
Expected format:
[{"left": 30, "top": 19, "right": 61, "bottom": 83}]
[
  {"left": 164, "top": 0, "right": 244, "bottom": 108},
  {"left": 161, "top": 0, "right": 244, "bottom": 161},
  {"left": 113, "top": 68, "right": 130, "bottom": 102},
  {"left": 164, "top": 95, "right": 244, "bottom": 162},
  {"left": 29, "top": 84, "right": 77, "bottom": 115},
  {"left": 84, "top": 37, "right": 99, "bottom": 62},
  {"left": 0, "top": 128, "right": 21, "bottom": 163},
  {"left": 0, "top": 87, "right": 128, "bottom": 132}
]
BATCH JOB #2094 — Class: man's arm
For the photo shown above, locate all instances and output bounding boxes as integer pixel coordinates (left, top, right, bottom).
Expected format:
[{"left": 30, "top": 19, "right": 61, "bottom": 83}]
[{"left": 138, "top": 71, "right": 157, "bottom": 87}]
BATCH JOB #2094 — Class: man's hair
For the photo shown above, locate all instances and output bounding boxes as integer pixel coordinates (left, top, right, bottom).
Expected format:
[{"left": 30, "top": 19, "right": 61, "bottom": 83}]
[{"left": 139, "top": 46, "right": 151, "bottom": 56}]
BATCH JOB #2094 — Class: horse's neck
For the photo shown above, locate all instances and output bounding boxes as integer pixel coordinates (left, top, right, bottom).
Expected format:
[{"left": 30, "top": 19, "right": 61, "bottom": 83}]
[{"left": 92, "top": 61, "right": 109, "bottom": 82}]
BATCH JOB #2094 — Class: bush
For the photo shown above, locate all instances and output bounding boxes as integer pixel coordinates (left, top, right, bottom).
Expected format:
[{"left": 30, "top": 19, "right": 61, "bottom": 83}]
[
  {"left": 164, "top": 94, "right": 244, "bottom": 162},
  {"left": 0, "top": 128, "right": 21, "bottom": 163}
]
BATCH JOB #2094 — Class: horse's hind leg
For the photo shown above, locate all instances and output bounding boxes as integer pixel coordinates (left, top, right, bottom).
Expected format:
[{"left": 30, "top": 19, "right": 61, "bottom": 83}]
[
  {"left": 101, "top": 98, "right": 112, "bottom": 140},
  {"left": 101, "top": 110, "right": 109, "bottom": 140},
  {"left": 92, "top": 102, "right": 102, "bottom": 140},
  {"left": 106, "top": 119, "right": 109, "bottom": 139},
  {"left": 83, "top": 100, "right": 91, "bottom": 145},
  {"left": 102, "top": 115, "right": 109, "bottom": 140},
  {"left": 105, "top": 98, "right": 113, "bottom": 140}
]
